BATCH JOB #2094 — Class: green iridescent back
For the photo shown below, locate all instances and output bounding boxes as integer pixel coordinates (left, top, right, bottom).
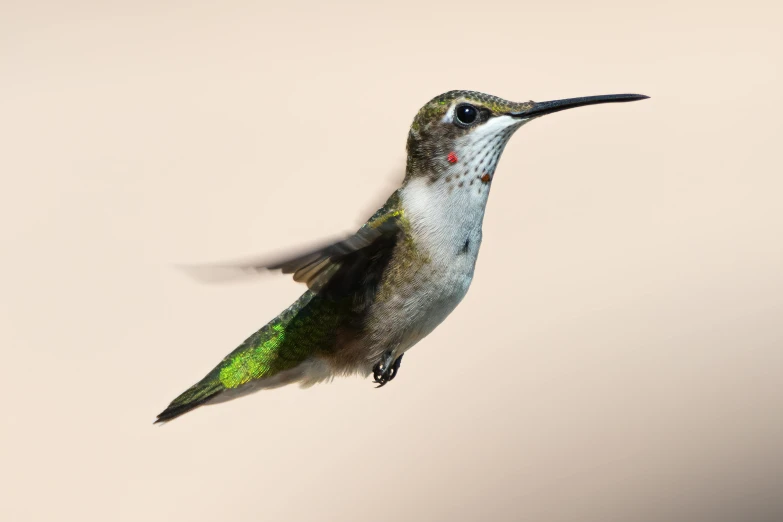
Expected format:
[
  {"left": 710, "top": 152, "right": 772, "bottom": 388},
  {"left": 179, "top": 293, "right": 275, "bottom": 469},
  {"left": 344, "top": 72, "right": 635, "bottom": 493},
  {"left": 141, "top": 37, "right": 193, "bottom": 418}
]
[
  {"left": 160, "top": 291, "right": 348, "bottom": 417},
  {"left": 216, "top": 291, "right": 346, "bottom": 389}
]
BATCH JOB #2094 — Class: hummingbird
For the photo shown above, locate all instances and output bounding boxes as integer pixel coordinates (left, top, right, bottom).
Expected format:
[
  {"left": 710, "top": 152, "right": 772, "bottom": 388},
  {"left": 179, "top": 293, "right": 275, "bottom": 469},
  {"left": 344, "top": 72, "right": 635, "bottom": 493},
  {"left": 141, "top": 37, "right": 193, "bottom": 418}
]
[{"left": 155, "top": 90, "right": 648, "bottom": 423}]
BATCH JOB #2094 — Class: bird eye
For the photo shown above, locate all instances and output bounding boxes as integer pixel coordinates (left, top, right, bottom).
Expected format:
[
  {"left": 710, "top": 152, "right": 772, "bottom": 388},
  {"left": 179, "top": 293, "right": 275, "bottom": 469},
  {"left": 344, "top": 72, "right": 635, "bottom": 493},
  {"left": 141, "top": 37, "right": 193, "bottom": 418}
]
[{"left": 455, "top": 104, "right": 478, "bottom": 126}]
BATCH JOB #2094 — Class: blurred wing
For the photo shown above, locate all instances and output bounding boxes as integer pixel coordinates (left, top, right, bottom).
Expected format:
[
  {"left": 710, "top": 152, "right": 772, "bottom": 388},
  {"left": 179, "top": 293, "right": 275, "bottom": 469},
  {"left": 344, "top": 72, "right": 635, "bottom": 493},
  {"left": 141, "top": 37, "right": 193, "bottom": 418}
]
[
  {"left": 180, "top": 207, "right": 403, "bottom": 302},
  {"left": 246, "top": 215, "right": 401, "bottom": 297}
]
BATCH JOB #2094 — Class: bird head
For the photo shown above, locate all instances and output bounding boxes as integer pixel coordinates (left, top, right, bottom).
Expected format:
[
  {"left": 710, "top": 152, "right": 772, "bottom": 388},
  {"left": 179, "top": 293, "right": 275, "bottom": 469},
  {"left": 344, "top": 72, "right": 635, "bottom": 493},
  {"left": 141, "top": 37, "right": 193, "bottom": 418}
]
[{"left": 405, "top": 90, "right": 648, "bottom": 185}]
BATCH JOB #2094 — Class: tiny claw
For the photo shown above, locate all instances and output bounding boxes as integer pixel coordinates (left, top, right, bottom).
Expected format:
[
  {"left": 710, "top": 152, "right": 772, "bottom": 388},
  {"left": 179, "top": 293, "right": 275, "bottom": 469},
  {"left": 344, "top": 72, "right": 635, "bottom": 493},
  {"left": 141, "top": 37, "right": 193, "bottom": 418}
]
[
  {"left": 372, "top": 360, "right": 386, "bottom": 386},
  {"left": 371, "top": 352, "right": 402, "bottom": 388},
  {"left": 387, "top": 354, "right": 403, "bottom": 382}
]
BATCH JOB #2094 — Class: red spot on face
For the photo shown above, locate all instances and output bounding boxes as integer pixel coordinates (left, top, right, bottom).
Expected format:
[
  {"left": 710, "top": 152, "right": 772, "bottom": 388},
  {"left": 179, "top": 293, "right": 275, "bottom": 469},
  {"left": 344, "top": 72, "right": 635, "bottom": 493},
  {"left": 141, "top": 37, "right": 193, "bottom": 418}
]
[{"left": 447, "top": 151, "right": 458, "bottom": 164}]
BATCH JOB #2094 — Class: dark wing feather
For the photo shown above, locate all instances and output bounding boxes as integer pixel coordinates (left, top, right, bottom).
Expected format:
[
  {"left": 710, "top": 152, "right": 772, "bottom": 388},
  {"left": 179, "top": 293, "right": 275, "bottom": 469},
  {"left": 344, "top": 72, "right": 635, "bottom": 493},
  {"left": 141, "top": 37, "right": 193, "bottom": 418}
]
[
  {"left": 180, "top": 212, "right": 402, "bottom": 304},
  {"left": 250, "top": 217, "right": 401, "bottom": 300},
  {"left": 262, "top": 219, "right": 398, "bottom": 290}
]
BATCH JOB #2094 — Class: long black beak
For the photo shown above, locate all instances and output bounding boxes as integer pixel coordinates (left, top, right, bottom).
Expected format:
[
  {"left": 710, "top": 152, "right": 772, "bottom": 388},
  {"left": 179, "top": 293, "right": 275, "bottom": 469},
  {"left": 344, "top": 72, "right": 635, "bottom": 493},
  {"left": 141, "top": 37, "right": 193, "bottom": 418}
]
[{"left": 509, "top": 93, "right": 649, "bottom": 119}]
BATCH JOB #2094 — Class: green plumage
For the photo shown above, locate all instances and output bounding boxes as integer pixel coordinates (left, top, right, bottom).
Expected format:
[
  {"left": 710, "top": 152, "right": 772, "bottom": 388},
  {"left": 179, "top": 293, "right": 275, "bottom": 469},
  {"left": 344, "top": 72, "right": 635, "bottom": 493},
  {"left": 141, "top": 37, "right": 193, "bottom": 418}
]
[
  {"left": 155, "top": 195, "right": 405, "bottom": 423},
  {"left": 155, "top": 291, "right": 354, "bottom": 422},
  {"left": 217, "top": 291, "right": 344, "bottom": 388},
  {"left": 156, "top": 291, "right": 348, "bottom": 422}
]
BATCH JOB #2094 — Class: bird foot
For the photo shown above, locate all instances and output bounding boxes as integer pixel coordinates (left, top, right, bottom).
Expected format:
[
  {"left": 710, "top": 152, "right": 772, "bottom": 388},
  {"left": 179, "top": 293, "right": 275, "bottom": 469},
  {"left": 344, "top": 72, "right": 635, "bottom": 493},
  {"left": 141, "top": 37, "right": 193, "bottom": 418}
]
[{"left": 373, "top": 352, "right": 403, "bottom": 388}]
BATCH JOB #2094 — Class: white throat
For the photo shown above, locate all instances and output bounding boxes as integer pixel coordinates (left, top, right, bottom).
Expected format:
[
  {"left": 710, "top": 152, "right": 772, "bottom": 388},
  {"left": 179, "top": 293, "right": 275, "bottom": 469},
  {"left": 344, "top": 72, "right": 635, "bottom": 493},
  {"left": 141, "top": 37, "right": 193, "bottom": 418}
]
[{"left": 400, "top": 115, "right": 527, "bottom": 259}]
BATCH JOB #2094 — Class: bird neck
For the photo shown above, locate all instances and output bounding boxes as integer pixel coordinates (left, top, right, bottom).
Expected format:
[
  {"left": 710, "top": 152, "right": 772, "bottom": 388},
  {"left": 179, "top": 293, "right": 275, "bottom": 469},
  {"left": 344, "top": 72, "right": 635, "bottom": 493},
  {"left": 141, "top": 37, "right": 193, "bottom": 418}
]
[{"left": 399, "top": 170, "right": 491, "bottom": 258}]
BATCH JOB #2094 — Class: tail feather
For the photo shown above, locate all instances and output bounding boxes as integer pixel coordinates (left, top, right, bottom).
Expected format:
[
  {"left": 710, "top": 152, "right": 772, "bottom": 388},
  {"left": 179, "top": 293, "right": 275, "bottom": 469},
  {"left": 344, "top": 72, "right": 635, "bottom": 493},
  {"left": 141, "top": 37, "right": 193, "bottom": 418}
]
[{"left": 155, "top": 379, "right": 223, "bottom": 424}]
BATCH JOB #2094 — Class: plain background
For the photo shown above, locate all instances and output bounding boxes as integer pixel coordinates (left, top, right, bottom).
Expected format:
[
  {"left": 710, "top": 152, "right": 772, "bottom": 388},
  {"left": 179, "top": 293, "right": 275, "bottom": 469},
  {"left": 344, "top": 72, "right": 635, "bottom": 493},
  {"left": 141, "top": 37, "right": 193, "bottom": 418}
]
[{"left": 2, "top": 1, "right": 781, "bottom": 521}]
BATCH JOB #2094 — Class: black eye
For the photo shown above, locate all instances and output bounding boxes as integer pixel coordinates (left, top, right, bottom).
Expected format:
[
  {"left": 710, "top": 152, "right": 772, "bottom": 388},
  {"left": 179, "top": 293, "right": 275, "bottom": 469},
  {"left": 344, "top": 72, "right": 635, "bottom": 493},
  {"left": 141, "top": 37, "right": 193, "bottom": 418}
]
[{"left": 455, "top": 104, "right": 478, "bottom": 126}]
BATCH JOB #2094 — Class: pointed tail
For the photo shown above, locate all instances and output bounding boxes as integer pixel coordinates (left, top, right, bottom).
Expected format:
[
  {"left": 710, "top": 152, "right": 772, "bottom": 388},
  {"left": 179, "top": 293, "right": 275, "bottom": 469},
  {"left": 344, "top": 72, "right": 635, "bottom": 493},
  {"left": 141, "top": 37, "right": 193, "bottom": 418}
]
[{"left": 155, "top": 377, "right": 224, "bottom": 424}]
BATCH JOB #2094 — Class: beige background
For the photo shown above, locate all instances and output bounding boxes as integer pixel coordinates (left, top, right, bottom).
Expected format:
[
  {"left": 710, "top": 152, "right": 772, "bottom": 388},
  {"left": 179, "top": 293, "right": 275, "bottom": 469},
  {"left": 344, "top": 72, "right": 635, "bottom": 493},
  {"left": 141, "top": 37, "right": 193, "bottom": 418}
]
[{"left": 2, "top": 1, "right": 782, "bottom": 521}]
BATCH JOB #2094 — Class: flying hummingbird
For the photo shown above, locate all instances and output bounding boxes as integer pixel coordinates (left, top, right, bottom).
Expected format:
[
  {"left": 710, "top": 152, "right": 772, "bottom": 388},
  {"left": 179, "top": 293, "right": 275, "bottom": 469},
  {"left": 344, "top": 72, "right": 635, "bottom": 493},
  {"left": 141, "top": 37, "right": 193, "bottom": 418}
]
[{"left": 155, "top": 90, "right": 648, "bottom": 423}]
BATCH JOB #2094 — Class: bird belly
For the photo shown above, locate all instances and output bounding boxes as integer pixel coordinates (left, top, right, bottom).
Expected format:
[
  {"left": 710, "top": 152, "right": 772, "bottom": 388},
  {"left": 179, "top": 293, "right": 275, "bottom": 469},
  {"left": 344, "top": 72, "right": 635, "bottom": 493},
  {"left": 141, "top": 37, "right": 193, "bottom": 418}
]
[{"left": 362, "top": 237, "right": 479, "bottom": 366}]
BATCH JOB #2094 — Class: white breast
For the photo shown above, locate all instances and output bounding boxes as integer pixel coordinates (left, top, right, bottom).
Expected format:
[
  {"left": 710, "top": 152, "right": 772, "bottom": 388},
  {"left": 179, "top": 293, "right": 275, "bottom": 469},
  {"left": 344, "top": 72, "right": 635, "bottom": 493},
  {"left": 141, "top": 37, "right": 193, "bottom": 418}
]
[
  {"left": 366, "top": 175, "right": 489, "bottom": 357},
  {"left": 401, "top": 175, "right": 488, "bottom": 273}
]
